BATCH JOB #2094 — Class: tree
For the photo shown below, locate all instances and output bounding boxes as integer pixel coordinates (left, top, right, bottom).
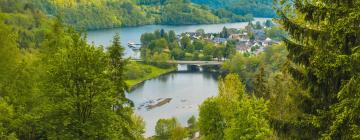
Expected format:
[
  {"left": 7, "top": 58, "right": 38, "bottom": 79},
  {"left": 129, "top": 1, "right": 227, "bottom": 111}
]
[
  {"left": 203, "top": 43, "right": 215, "bottom": 60},
  {"left": 187, "top": 116, "right": 197, "bottom": 138},
  {"left": 42, "top": 31, "right": 142, "bottom": 139},
  {"left": 255, "top": 21, "right": 262, "bottom": 29},
  {"left": 195, "top": 28, "right": 205, "bottom": 37},
  {"left": 0, "top": 98, "right": 16, "bottom": 139},
  {"left": 0, "top": 21, "right": 47, "bottom": 140},
  {"left": 220, "top": 26, "right": 229, "bottom": 38},
  {"left": 193, "top": 39, "right": 205, "bottom": 51},
  {"left": 264, "top": 19, "right": 273, "bottom": 28},
  {"left": 253, "top": 66, "right": 269, "bottom": 99},
  {"left": 224, "top": 40, "right": 236, "bottom": 58},
  {"left": 265, "top": 26, "right": 287, "bottom": 41},
  {"left": 248, "top": 31, "right": 255, "bottom": 41},
  {"left": 198, "top": 97, "right": 225, "bottom": 140},
  {"left": 108, "top": 33, "right": 128, "bottom": 97},
  {"left": 155, "top": 118, "right": 178, "bottom": 139},
  {"left": 168, "top": 30, "right": 176, "bottom": 43},
  {"left": 277, "top": 0, "right": 360, "bottom": 139},
  {"left": 152, "top": 52, "right": 171, "bottom": 68},
  {"left": 180, "top": 34, "right": 192, "bottom": 52},
  {"left": 199, "top": 74, "right": 274, "bottom": 140},
  {"left": 149, "top": 38, "right": 169, "bottom": 53},
  {"left": 141, "top": 32, "right": 156, "bottom": 46},
  {"left": 214, "top": 45, "right": 224, "bottom": 61},
  {"left": 170, "top": 126, "right": 187, "bottom": 140},
  {"left": 170, "top": 45, "right": 185, "bottom": 60}
]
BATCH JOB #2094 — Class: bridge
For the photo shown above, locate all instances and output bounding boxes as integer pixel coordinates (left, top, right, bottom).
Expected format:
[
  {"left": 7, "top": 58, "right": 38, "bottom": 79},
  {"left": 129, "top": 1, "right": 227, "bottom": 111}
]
[
  {"left": 131, "top": 59, "right": 224, "bottom": 66},
  {"left": 167, "top": 60, "right": 223, "bottom": 66}
]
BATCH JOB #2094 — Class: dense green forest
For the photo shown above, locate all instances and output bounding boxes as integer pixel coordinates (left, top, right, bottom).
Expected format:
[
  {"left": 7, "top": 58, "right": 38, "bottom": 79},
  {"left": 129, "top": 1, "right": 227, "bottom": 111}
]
[
  {"left": 191, "top": 0, "right": 276, "bottom": 17},
  {"left": 0, "top": 2, "right": 144, "bottom": 139},
  {"left": 0, "top": 0, "right": 257, "bottom": 30},
  {"left": 0, "top": 0, "right": 359, "bottom": 139}
]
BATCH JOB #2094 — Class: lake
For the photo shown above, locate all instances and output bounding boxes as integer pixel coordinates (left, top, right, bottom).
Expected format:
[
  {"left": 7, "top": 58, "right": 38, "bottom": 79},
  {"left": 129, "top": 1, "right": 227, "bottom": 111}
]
[
  {"left": 126, "top": 65, "right": 219, "bottom": 137},
  {"left": 87, "top": 18, "right": 270, "bottom": 58}
]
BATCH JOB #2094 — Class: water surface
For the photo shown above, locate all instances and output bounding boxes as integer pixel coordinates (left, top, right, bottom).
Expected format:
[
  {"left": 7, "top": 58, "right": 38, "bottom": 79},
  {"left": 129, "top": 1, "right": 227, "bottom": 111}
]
[{"left": 126, "top": 65, "right": 219, "bottom": 137}]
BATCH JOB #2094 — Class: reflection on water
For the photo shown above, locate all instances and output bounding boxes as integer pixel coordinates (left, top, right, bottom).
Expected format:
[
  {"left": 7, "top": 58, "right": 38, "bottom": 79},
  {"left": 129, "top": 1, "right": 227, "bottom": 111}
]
[{"left": 126, "top": 65, "right": 219, "bottom": 137}]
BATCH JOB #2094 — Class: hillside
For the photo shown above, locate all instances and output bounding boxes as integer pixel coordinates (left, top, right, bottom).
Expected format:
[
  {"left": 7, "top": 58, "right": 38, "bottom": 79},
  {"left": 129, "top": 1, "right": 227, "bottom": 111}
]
[
  {"left": 1, "top": 0, "right": 256, "bottom": 30},
  {"left": 191, "top": 0, "right": 276, "bottom": 17}
]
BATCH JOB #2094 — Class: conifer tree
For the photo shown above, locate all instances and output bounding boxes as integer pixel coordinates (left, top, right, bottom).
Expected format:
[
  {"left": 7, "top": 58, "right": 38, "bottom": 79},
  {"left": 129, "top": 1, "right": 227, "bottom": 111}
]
[
  {"left": 254, "top": 65, "right": 269, "bottom": 99},
  {"left": 277, "top": 0, "right": 360, "bottom": 138}
]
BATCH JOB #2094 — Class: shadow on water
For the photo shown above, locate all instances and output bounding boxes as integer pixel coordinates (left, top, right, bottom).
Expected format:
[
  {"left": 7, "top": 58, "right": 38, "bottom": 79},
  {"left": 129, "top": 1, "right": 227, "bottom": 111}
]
[{"left": 129, "top": 64, "right": 222, "bottom": 91}]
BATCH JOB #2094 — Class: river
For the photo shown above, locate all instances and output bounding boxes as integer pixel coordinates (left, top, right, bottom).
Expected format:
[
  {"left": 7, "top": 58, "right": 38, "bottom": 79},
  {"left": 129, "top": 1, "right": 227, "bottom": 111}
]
[
  {"left": 126, "top": 65, "right": 219, "bottom": 137},
  {"left": 86, "top": 19, "right": 269, "bottom": 137}
]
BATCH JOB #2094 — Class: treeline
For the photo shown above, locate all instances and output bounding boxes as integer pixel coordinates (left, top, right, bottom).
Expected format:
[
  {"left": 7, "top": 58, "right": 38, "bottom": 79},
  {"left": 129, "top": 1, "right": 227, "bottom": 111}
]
[
  {"left": 0, "top": 0, "right": 254, "bottom": 30},
  {"left": 0, "top": 4, "right": 144, "bottom": 139},
  {"left": 191, "top": 0, "right": 276, "bottom": 17}
]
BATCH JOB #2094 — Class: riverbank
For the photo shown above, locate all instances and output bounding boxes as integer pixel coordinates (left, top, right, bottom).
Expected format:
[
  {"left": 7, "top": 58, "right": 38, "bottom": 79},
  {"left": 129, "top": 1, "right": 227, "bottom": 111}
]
[{"left": 125, "top": 63, "right": 176, "bottom": 89}]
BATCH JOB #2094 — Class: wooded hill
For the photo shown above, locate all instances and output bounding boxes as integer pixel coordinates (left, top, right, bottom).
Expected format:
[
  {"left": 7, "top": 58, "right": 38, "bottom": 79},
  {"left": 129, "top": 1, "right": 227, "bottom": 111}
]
[
  {"left": 0, "top": 0, "right": 265, "bottom": 30},
  {"left": 191, "top": 0, "right": 276, "bottom": 17}
]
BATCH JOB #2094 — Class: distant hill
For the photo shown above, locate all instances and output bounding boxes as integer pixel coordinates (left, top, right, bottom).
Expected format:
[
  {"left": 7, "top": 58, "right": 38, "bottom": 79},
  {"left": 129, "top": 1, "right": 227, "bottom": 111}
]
[
  {"left": 191, "top": 0, "right": 276, "bottom": 17},
  {"left": 1, "top": 0, "right": 262, "bottom": 30}
]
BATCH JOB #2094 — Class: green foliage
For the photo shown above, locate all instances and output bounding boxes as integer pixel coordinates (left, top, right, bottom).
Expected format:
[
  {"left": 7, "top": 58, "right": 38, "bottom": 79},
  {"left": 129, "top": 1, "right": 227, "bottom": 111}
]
[
  {"left": 124, "top": 62, "right": 175, "bottom": 88},
  {"left": 141, "top": 29, "right": 233, "bottom": 61},
  {"left": 187, "top": 116, "right": 197, "bottom": 139},
  {"left": 222, "top": 43, "right": 287, "bottom": 91},
  {"left": 0, "top": 8, "right": 144, "bottom": 139},
  {"left": 276, "top": 0, "right": 360, "bottom": 139},
  {"left": 170, "top": 126, "right": 188, "bottom": 140},
  {"left": 214, "top": 8, "right": 253, "bottom": 23},
  {"left": 0, "top": 0, "right": 254, "bottom": 30},
  {"left": 253, "top": 66, "right": 269, "bottom": 98},
  {"left": 151, "top": 52, "right": 171, "bottom": 68},
  {"left": 199, "top": 74, "right": 274, "bottom": 140},
  {"left": 265, "top": 26, "right": 287, "bottom": 41},
  {"left": 155, "top": 118, "right": 182, "bottom": 140},
  {"left": 191, "top": 0, "right": 276, "bottom": 17},
  {"left": 198, "top": 97, "right": 225, "bottom": 140},
  {"left": 124, "top": 62, "right": 152, "bottom": 80},
  {"left": 41, "top": 30, "right": 142, "bottom": 139},
  {"left": 264, "top": 19, "right": 274, "bottom": 28},
  {"left": 161, "top": 0, "right": 221, "bottom": 25}
]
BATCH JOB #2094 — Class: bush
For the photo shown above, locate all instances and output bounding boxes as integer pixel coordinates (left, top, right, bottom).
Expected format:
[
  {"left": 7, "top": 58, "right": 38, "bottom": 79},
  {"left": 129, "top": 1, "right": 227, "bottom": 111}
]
[{"left": 124, "top": 62, "right": 151, "bottom": 79}]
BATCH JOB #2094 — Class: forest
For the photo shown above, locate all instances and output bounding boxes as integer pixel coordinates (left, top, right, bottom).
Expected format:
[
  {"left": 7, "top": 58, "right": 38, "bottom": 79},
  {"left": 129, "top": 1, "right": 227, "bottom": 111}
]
[
  {"left": 0, "top": 0, "right": 260, "bottom": 30},
  {"left": 191, "top": 0, "right": 276, "bottom": 17},
  {"left": 0, "top": 0, "right": 359, "bottom": 140}
]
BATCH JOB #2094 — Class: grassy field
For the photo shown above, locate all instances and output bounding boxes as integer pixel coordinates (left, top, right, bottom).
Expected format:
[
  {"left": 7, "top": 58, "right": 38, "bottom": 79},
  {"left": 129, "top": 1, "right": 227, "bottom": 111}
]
[{"left": 125, "top": 63, "right": 176, "bottom": 89}]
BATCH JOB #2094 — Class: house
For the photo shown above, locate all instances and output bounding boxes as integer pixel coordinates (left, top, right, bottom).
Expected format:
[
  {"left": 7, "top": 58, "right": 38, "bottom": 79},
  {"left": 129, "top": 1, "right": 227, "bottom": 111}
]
[
  {"left": 228, "top": 33, "right": 249, "bottom": 41},
  {"left": 236, "top": 41, "right": 252, "bottom": 53},
  {"left": 262, "top": 37, "right": 278, "bottom": 46},
  {"left": 252, "top": 41, "right": 263, "bottom": 47},
  {"left": 253, "top": 29, "right": 266, "bottom": 40},
  {"left": 213, "top": 37, "right": 227, "bottom": 44},
  {"left": 185, "top": 32, "right": 201, "bottom": 39}
]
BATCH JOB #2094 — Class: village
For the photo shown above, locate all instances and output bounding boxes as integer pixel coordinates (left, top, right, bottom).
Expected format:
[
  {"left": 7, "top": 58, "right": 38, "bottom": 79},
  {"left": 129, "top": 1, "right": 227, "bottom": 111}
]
[{"left": 177, "top": 20, "right": 282, "bottom": 56}]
